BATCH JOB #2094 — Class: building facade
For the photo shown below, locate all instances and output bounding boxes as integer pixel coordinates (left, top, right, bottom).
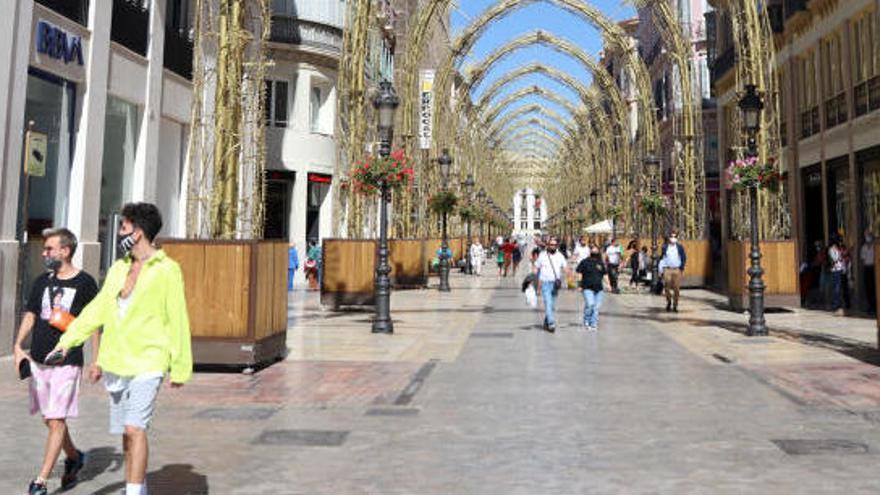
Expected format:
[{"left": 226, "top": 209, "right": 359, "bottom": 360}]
[
  {"left": 710, "top": 0, "right": 880, "bottom": 310},
  {"left": 513, "top": 188, "right": 548, "bottom": 238},
  {"left": 0, "top": 0, "right": 195, "bottom": 355}
]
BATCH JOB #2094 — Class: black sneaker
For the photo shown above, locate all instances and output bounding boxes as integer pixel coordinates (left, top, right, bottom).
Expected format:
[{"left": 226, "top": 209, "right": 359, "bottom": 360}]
[
  {"left": 28, "top": 480, "right": 48, "bottom": 495},
  {"left": 61, "top": 450, "right": 86, "bottom": 489},
  {"left": 666, "top": 302, "right": 672, "bottom": 312}
]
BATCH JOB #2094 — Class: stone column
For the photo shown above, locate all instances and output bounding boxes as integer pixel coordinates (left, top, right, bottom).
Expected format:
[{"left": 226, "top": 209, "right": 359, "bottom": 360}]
[
  {"left": 526, "top": 189, "right": 536, "bottom": 234},
  {"left": 131, "top": 0, "right": 166, "bottom": 202}
]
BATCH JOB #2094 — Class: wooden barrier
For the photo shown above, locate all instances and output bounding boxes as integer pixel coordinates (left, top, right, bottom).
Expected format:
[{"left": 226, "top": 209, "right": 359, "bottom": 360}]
[
  {"left": 321, "top": 239, "right": 377, "bottom": 308},
  {"left": 680, "top": 239, "right": 711, "bottom": 288},
  {"left": 160, "top": 239, "right": 288, "bottom": 367},
  {"left": 726, "top": 240, "right": 799, "bottom": 310},
  {"left": 389, "top": 239, "right": 427, "bottom": 288}
]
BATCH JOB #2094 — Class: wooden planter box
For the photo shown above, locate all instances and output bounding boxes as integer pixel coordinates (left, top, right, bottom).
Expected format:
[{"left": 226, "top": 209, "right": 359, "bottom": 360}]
[
  {"left": 726, "top": 240, "right": 799, "bottom": 311},
  {"left": 321, "top": 239, "right": 377, "bottom": 308},
  {"left": 679, "top": 239, "right": 712, "bottom": 288},
  {"left": 160, "top": 239, "right": 288, "bottom": 368},
  {"left": 389, "top": 239, "right": 428, "bottom": 288}
]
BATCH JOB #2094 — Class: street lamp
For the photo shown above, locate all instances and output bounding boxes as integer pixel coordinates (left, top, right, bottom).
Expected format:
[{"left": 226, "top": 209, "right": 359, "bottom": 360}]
[
  {"left": 371, "top": 80, "right": 399, "bottom": 334},
  {"left": 437, "top": 148, "right": 453, "bottom": 292},
  {"left": 589, "top": 189, "right": 598, "bottom": 222},
  {"left": 477, "top": 188, "right": 486, "bottom": 245},
  {"left": 608, "top": 174, "right": 620, "bottom": 235},
  {"left": 738, "top": 83, "right": 767, "bottom": 336},
  {"left": 576, "top": 197, "right": 586, "bottom": 235},
  {"left": 463, "top": 174, "right": 475, "bottom": 275},
  {"left": 644, "top": 154, "right": 661, "bottom": 290}
]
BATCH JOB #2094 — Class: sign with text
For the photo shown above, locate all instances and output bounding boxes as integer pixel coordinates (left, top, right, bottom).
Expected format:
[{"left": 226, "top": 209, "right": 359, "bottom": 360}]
[
  {"left": 418, "top": 70, "right": 435, "bottom": 150},
  {"left": 30, "top": 5, "right": 89, "bottom": 82},
  {"left": 24, "top": 130, "right": 48, "bottom": 178}
]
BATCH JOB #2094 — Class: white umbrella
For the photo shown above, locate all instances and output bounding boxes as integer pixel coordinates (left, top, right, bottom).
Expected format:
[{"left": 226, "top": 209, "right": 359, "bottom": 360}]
[{"left": 584, "top": 219, "right": 614, "bottom": 234}]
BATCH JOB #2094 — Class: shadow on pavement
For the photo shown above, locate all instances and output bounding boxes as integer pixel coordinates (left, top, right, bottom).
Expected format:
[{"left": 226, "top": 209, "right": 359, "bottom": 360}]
[{"left": 91, "top": 464, "right": 208, "bottom": 495}]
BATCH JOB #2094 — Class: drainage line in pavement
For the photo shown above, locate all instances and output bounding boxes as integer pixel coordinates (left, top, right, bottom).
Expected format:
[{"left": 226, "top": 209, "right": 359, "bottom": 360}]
[{"left": 394, "top": 359, "right": 439, "bottom": 405}]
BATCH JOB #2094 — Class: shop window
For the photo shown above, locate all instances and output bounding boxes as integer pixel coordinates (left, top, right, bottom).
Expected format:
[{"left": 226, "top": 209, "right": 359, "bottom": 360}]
[
  {"left": 863, "top": 163, "right": 880, "bottom": 235},
  {"left": 265, "top": 79, "right": 289, "bottom": 128}
]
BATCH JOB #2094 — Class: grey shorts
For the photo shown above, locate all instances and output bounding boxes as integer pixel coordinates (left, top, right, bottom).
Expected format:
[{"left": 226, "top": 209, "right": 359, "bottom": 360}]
[{"left": 108, "top": 376, "right": 163, "bottom": 434}]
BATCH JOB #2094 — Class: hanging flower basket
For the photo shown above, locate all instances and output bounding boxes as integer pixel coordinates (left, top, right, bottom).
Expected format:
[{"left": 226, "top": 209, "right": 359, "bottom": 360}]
[
  {"left": 640, "top": 193, "right": 669, "bottom": 215},
  {"left": 428, "top": 191, "right": 458, "bottom": 215},
  {"left": 351, "top": 149, "right": 414, "bottom": 196},
  {"left": 725, "top": 156, "right": 781, "bottom": 193},
  {"left": 458, "top": 205, "right": 479, "bottom": 221}
]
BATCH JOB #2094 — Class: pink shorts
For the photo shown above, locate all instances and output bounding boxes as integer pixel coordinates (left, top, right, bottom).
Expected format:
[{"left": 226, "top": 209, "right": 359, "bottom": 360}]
[{"left": 29, "top": 362, "right": 81, "bottom": 419}]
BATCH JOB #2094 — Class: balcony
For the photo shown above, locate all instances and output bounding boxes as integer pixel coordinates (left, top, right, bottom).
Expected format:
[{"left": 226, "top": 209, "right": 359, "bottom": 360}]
[
  {"left": 111, "top": 0, "right": 149, "bottom": 56},
  {"left": 711, "top": 47, "right": 735, "bottom": 83},
  {"left": 270, "top": 16, "right": 343, "bottom": 56},
  {"left": 163, "top": 29, "right": 193, "bottom": 80},
  {"left": 824, "top": 93, "right": 847, "bottom": 129},
  {"left": 36, "top": 0, "right": 89, "bottom": 26},
  {"left": 854, "top": 76, "right": 880, "bottom": 117}
]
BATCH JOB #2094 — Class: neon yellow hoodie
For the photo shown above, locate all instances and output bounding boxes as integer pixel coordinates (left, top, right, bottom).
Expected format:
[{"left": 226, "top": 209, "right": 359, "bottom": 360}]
[{"left": 59, "top": 250, "right": 193, "bottom": 383}]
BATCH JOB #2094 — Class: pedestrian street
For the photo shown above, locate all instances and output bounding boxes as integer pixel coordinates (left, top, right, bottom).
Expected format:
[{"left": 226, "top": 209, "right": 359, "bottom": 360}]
[{"left": 5, "top": 270, "right": 880, "bottom": 494}]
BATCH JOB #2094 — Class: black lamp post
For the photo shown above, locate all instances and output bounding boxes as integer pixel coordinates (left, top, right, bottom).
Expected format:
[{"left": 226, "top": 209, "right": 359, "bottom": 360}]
[
  {"left": 463, "top": 174, "right": 475, "bottom": 275},
  {"left": 372, "top": 80, "right": 399, "bottom": 334},
  {"left": 644, "top": 154, "right": 661, "bottom": 290},
  {"left": 477, "top": 188, "right": 486, "bottom": 245},
  {"left": 437, "top": 148, "right": 452, "bottom": 292},
  {"left": 576, "top": 198, "right": 586, "bottom": 235},
  {"left": 739, "top": 83, "right": 768, "bottom": 336},
  {"left": 589, "top": 189, "right": 598, "bottom": 222},
  {"left": 608, "top": 174, "right": 620, "bottom": 236}
]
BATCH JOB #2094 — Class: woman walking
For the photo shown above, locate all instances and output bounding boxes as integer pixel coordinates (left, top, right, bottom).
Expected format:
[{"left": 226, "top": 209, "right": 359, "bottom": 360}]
[
  {"left": 626, "top": 239, "right": 640, "bottom": 287},
  {"left": 576, "top": 245, "right": 607, "bottom": 331}
]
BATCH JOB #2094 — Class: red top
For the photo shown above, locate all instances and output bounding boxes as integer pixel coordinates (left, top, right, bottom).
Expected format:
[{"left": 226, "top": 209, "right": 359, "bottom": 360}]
[{"left": 500, "top": 243, "right": 516, "bottom": 260}]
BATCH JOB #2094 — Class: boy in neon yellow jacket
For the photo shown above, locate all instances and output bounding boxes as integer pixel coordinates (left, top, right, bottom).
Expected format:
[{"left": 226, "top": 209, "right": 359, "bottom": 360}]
[{"left": 54, "top": 203, "right": 191, "bottom": 495}]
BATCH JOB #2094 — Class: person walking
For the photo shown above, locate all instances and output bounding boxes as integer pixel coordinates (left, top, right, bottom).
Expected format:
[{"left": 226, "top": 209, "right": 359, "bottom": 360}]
[
  {"left": 626, "top": 239, "right": 640, "bottom": 287},
  {"left": 500, "top": 238, "right": 516, "bottom": 277},
  {"left": 572, "top": 236, "right": 590, "bottom": 264},
  {"left": 52, "top": 203, "right": 192, "bottom": 495},
  {"left": 288, "top": 241, "right": 299, "bottom": 291},
  {"left": 305, "top": 240, "right": 321, "bottom": 290},
  {"left": 512, "top": 240, "right": 523, "bottom": 274},
  {"left": 576, "top": 244, "right": 606, "bottom": 331},
  {"left": 659, "top": 232, "right": 687, "bottom": 312},
  {"left": 861, "top": 230, "right": 876, "bottom": 314},
  {"left": 14, "top": 228, "right": 98, "bottom": 495},
  {"left": 534, "top": 237, "right": 569, "bottom": 332},
  {"left": 604, "top": 237, "right": 623, "bottom": 294},
  {"left": 470, "top": 238, "right": 485, "bottom": 276}
]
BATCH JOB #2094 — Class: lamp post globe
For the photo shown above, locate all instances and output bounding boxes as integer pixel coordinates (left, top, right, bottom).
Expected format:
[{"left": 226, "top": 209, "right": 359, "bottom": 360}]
[
  {"left": 437, "top": 149, "right": 453, "bottom": 292},
  {"left": 738, "top": 84, "right": 767, "bottom": 336},
  {"left": 371, "top": 80, "right": 399, "bottom": 334}
]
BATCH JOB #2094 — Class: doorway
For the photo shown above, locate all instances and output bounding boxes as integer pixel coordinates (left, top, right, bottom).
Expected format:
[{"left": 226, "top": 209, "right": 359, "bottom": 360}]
[{"left": 263, "top": 170, "right": 295, "bottom": 239}]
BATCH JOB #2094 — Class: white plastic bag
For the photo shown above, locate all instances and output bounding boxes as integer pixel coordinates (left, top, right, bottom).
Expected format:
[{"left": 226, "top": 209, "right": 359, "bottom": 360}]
[{"left": 524, "top": 286, "right": 538, "bottom": 308}]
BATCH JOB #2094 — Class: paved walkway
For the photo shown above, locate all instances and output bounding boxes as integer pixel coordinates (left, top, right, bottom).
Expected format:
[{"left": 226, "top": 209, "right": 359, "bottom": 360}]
[{"left": 3, "top": 272, "right": 880, "bottom": 493}]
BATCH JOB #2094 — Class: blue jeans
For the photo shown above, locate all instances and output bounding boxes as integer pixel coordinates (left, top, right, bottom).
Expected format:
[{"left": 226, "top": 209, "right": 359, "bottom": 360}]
[
  {"left": 831, "top": 271, "right": 843, "bottom": 310},
  {"left": 541, "top": 281, "right": 558, "bottom": 328},
  {"left": 582, "top": 289, "right": 604, "bottom": 327}
]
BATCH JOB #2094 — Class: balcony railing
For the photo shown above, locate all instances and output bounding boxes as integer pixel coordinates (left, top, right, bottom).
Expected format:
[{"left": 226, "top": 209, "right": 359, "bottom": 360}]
[
  {"left": 711, "top": 47, "right": 735, "bottom": 82},
  {"left": 854, "top": 76, "right": 880, "bottom": 117},
  {"left": 163, "top": 29, "right": 193, "bottom": 80},
  {"left": 36, "top": 0, "right": 89, "bottom": 26},
  {"left": 111, "top": 0, "right": 149, "bottom": 56},
  {"left": 270, "top": 16, "right": 343, "bottom": 55},
  {"left": 800, "top": 106, "right": 820, "bottom": 139},
  {"left": 824, "top": 93, "right": 847, "bottom": 129}
]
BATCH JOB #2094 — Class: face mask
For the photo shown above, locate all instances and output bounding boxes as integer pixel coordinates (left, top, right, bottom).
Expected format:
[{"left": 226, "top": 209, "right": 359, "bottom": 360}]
[
  {"left": 670, "top": 238, "right": 678, "bottom": 244},
  {"left": 118, "top": 232, "right": 137, "bottom": 257},
  {"left": 548, "top": 247, "right": 557, "bottom": 253},
  {"left": 867, "top": 236, "right": 874, "bottom": 243},
  {"left": 43, "top": 256, "right": 62, "bottom": 272},
  {"left": 590, "top": 250, "right": 600, "bottom": 257}
]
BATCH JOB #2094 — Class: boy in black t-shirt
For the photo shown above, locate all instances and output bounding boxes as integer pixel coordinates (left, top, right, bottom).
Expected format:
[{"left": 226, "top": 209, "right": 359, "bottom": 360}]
[{"left": 14, "top": 228, "right": 98, "bottom": 495}]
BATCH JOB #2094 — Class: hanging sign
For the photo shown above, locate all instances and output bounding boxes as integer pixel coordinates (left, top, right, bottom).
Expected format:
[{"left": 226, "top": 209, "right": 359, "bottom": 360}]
[
  {"left": 24, "top": 130, "right": 48, "bottom": 178},
  {"left": 418, "top": 70, "right": 435, "bottom": 150}
]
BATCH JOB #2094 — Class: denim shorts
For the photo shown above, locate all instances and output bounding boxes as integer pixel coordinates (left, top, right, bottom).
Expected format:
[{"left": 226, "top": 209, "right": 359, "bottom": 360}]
[{"left": 107, "top": 374, "right": 163, "bottom": 434}]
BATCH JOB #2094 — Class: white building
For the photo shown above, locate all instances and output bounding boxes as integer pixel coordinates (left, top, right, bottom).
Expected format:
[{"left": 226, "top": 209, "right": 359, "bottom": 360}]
[
  {"left": 512, "top": 188, "right": 547, "bottom": 237},
  {"left": 0, "top": 0, "right": 194, "bottom": 355}
]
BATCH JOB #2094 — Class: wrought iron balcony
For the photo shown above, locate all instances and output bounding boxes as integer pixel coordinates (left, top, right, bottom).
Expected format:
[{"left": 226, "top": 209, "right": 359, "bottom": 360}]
[
  {"left": 270, "top": 15, "right": 343, "bottom": 56},
  {"left": 111, "top": 0, "right": 149, "bottom": 56},
  {"left": 36, "top": 0, "right": 89, "bottom": 26}
]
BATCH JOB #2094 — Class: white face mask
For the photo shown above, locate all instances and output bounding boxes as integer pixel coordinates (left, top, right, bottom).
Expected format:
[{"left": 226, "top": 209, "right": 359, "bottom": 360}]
[{"left": 670, "top": 238, "right": 678, "bottom": 244}]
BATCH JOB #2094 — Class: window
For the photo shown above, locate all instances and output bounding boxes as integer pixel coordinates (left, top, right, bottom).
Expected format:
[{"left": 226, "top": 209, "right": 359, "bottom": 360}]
[
  {"left": 310, "top": 87, "right": 322, "bottom": 132},
  {"left": 851, "top": 8, "right": 880, "bottom": 117},
  {"left": 265, "top": 80, "right": 288, "bottom": 128},
  {"left": 822, "top": 31, "right": 847, "bottom": 129},
  {"left": 799, "top": 50, "right": 820, "bottom": 138}
]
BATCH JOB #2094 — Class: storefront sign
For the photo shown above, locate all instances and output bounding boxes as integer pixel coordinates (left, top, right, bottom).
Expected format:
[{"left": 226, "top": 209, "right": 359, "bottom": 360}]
[
  {"left": 24, "top": 130, "right": 48, "bottom": 178},
  {"left": 418, "top": 70, "right": 435, "bottom": 150},
  {"left": 308, "top": 173, "right": 332, "bottom": 184},
  {"left": 30, "top": 5, "right": 89, "bottom": 83},
  {"left": 36, "top": 20, "right": 84, "bottom": 66}
]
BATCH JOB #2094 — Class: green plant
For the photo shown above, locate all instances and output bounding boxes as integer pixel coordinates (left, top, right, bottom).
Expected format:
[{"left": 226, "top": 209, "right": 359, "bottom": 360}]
[
  {"left": 458, "top": 205, "right": 479, "bottom": 221},
  {"left": 428, "top": 191, "right": 458, "bottom": 214},
  {"left": 606, "top": 206, "right": 623, "bottom": 219},
  {"left": 351, "top": 149, "right": 414, "bottom": 196},
  {"left": 640, "top": 193, "right": 669, "bottom": 215},
  {"left": 725, "top": 156, "right": 781, "bottom": 192}
]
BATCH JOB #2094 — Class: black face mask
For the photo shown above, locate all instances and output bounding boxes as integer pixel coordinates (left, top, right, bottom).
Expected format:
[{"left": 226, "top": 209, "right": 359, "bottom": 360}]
[
  {"left": 43, "top": 256, "right": 62, "bottom": 272},
  {"left": 590, "top": 251, "right": 600, "bottom": 258},
  {"left": 118, "top": 232, "right": 136, "bottom": 257}
]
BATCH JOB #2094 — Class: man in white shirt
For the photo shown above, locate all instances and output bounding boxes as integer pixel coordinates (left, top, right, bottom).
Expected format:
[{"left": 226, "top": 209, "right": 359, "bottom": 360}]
[
  {"left": 533, "top": 237, "right": 570, "bottom": 332},
  {"left": 604, "top": 238, "right": 623, "bottom": 294},
  {"left": 659, "top": 232, "right": 687, "bottom": 312},
  {"left": 572, "top": 236, "right": 591, "bottom": 264},
  {"left": 470, "top": 239, "right": 485, "bottom": 276}
]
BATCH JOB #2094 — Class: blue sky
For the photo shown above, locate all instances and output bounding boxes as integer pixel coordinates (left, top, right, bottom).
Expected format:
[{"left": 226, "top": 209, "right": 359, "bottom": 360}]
[{"left": 449, "top": 0, "right": 635, "bottom": 129}]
